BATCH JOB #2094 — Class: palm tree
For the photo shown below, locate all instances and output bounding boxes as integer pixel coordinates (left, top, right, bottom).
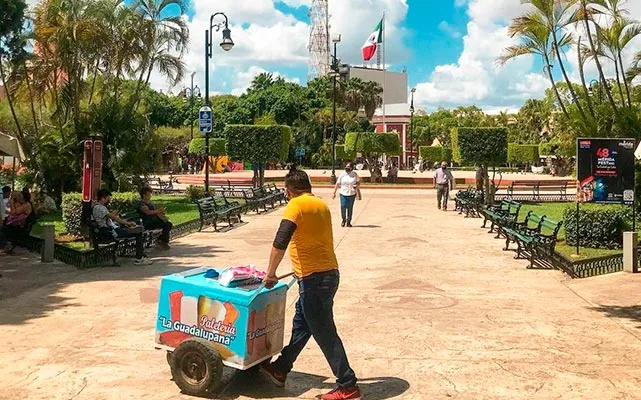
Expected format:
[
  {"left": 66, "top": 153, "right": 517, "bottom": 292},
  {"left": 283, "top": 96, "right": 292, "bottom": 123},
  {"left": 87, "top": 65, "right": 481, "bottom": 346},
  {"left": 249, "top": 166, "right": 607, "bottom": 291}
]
[
  {"left": 131, "top": 0, "right": 188, "bottom": 110},
  {"left": 341, "top": 77, "right": 364, "bottom": 112},
  {"left": 572, "top": 0, "right": 618, "bottom": 112},
  {"left": 249, "top": 72, "right": 275, "bottom": 92},
  {"left": 499, "top": 21, "right": 570, "bottom": 118},
  {"left": 360, "top": 80, "right": 383, "bottom": 119},
  {"left": 514, "top": 0, "right": 589, "bottom": 123}
]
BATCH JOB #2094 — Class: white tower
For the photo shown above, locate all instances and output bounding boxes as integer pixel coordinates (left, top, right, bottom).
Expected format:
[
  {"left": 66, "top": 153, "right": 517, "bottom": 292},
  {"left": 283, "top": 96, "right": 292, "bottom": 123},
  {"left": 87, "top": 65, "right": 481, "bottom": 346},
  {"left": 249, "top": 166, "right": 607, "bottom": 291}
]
[{"left": 308, "top": 0, "right": 330, "bottom": 80}]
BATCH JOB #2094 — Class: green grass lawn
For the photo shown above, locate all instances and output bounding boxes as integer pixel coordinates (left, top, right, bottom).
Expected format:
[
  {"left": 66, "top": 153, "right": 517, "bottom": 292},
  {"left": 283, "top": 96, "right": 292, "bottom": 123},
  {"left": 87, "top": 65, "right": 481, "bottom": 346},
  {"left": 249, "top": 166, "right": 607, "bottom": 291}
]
[
  {"left": 30, "top": 195, "right": 199, "bottom": 249},
  {"left": 518, "top": 202, "right": 626, "bottom": 260}
]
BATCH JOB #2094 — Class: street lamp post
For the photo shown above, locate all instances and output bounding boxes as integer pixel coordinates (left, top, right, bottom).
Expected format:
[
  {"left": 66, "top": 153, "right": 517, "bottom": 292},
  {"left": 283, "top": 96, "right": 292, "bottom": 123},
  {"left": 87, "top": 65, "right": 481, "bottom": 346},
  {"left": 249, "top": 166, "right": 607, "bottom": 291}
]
[
  {"left": 330, "top": 34, "right": 341, "bottom": 185},
  {"left": 204, "top": 12, "right": 234, "bottom": 194},
  {"left": 184, "top": 72, "right": 201, "bottom": 140},
  {"left": 409, "top": 88, "right": 416, "bottom": 169}
]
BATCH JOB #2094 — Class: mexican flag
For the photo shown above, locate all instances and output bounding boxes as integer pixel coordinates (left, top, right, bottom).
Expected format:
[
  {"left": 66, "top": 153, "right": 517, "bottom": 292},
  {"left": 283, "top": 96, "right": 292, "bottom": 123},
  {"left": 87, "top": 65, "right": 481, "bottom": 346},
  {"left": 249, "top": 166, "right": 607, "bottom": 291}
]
[{"left": 362, "top": 18, "right": 383, "bottom": 62}]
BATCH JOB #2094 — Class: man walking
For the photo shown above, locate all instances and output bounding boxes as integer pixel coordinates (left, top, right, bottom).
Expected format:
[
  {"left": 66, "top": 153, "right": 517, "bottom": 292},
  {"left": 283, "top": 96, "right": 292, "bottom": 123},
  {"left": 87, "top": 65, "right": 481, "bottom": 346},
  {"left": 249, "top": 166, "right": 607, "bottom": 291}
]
[
  {"left": 434, "top": 161, "right": 454, "bottom": 211},
  {"left": 260, "top": 166, "right": 360, "bottom": 400}
]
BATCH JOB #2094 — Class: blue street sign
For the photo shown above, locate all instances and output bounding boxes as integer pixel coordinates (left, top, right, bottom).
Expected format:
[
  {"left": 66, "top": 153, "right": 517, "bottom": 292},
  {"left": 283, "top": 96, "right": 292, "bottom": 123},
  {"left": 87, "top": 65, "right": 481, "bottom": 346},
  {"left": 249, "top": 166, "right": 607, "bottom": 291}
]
[
  {"left": 199, "top": 106, "right": 212, "bottom": 133},
  {"left": 295, "top": 149, "right": 305, "bottom": 157}
]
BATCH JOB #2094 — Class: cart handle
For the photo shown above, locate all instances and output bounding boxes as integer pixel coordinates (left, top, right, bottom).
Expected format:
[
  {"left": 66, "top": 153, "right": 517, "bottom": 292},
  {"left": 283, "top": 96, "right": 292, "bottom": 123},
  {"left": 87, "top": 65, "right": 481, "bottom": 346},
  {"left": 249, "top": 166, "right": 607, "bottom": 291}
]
[{"left": 249, "top": 272, "right": 296, "bottom": 303}]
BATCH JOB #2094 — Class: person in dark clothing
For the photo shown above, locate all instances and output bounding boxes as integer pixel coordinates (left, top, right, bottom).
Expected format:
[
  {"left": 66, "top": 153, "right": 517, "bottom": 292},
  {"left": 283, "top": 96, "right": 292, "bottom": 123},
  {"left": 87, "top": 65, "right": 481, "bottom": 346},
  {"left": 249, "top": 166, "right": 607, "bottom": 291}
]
[
  {"left": 92, "top": 189, "right": 152, "bottom": 265},
  {"left": 138, "top": 186, "right": 173, "bottom": 250}
]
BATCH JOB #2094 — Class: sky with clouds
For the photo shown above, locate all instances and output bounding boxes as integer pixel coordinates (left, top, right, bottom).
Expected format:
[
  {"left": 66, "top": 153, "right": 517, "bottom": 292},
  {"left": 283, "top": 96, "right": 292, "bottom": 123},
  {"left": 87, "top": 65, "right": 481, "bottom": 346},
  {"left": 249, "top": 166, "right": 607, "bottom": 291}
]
[{"left": 28, "top": 0, "right": 641, "bottom": 113}]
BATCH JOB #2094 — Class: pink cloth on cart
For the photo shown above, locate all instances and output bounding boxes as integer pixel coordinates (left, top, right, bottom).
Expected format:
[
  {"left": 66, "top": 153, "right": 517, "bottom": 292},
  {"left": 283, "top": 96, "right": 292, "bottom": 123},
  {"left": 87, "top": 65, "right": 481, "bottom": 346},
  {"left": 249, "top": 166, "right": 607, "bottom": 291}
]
[{"left": 219, "top": 265, "right": 266, "bottom": 287}]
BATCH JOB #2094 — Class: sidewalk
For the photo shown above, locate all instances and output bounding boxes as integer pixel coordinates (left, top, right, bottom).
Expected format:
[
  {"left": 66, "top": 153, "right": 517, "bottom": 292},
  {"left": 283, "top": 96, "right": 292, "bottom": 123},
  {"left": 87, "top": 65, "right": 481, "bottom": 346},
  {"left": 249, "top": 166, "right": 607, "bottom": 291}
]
[{"left": 1, "top": 188, "right": 640, "bottom": 399}]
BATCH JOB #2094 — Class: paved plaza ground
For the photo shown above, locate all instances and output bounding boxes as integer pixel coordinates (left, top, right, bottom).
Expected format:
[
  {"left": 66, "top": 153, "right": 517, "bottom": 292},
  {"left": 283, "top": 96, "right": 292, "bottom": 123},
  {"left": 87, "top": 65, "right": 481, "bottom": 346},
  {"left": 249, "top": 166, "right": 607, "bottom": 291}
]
[{"left": 2, "top": 189, "right": 641, "bottom": 399}]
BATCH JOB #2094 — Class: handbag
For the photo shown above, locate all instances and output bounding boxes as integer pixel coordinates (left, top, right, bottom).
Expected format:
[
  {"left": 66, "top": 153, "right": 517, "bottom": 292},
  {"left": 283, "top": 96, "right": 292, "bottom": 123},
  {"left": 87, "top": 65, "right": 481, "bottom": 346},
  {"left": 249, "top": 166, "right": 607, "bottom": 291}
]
[{"left": 6, "top": 213, "right": 27, "bottom": 228}]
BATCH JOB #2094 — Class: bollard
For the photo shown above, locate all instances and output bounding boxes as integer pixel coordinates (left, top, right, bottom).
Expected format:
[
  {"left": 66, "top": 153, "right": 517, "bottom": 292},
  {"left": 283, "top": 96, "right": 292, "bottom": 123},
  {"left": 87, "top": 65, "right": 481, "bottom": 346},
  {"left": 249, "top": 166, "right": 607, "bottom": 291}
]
[
  {"left": 41, "top": 223, "right": 55, "bottom": 263},
  {"left": 623, "top": 232, "right": 638, "bottom": 273}
]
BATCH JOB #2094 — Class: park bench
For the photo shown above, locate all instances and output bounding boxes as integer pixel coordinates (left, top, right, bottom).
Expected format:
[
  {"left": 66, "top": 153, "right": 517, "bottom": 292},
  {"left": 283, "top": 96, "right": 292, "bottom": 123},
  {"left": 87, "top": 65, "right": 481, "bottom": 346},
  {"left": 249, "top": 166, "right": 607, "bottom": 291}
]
[
  {"left": 195, "top": 195, "right": 243, "bottom": 232},
  {"left": 456, "top": 188, "right": 485, "bottom": 218},
  {"left": 503, "top": 212, "right": 563, "bottom": 268},
  {"left": 144, "top": 175, "right": 178, "bottom": 194},
  {"left": 4, "top": 212, "right": 39, "bottom": 254},
  {"left": 266, "top": 183, "right": 287, "bottom": 205},
  {"left": 481, "top": 199, "right": 522, "bottom": 238},
  {"left": 505, "top": 180, "right": 571, "bottom": 201},
  {"left": 225, "top": 179, "right": 254, "bottom": 189},
  {"left": 242, "top": 187, "right": 275, "bottom": 214}
]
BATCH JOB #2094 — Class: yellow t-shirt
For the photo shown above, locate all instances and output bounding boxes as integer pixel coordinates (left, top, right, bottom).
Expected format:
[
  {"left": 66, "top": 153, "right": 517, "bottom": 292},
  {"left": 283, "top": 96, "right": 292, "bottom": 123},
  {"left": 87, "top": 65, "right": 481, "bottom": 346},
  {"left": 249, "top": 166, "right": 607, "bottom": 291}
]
[{"left": 282, "top": 193, "right": 338, "bottom": 278}]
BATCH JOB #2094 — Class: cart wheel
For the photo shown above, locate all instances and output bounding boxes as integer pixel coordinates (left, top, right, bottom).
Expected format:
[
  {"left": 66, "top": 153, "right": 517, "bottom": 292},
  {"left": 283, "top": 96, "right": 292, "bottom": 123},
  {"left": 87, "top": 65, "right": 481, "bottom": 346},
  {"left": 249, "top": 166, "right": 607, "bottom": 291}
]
[
  {"left": 166, "top": 351, "right": 174, "bottom": 368},
  {"left": 170, "top": 338, "right": 223, "bottom": 397}
]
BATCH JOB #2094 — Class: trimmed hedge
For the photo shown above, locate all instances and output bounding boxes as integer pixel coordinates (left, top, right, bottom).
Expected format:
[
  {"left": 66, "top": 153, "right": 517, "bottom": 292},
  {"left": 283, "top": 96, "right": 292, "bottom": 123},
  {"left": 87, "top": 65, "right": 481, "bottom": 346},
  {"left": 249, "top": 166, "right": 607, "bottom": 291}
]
[
  {"left": 188, "top": 138, "right": 227, "bottom": 156},
  {"left": 564, "top": 204, "right": 632, "bottom": 250},
  {"left": 419, "top": 146, "right": 452, "bottom": 164},
  {"left": 508, "top": 144, "right": 539, "bottom": 164},
  {"left": 335, "top": 144, "right": 356, "bottom": 161},
  {"left": 539, "top": 141, "right": 574, "bottom": 157},
  {"left": 62, "top": 192, "right": 139, "bottom": 237},
  {"left": 185, "top": 185, "right": 206, "bottom": 202},
  {"left": 451, "top": 127, "right": 507, "bottom": 166},
  {"left": 225, "top": 125, "right": 292, "bottom": 162},
  {"left": 344, "top": 132, "right": 401, "bottom": 155}
]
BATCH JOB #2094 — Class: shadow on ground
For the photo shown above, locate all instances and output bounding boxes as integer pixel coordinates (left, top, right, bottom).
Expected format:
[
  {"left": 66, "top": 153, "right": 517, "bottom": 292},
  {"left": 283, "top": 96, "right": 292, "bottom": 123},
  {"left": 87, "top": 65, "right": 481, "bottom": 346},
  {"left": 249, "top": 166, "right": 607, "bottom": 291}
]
[
  {"left": 216, "top": 368, "right": 409, "bottom": 400},
  {"left": 591, "top": 304, "right": 641, "bottom": 329},
  {"left": 0, "top": 242, "right": 232, "bottom": 326}
]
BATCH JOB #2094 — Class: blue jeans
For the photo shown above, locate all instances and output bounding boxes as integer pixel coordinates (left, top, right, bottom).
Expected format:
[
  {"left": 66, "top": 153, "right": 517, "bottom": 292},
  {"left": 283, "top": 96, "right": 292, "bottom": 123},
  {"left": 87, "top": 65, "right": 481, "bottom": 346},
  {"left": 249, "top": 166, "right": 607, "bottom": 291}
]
[
  {"left": 340, "top": 194, "right": 356, "bottom": 224},
  {"left": 273, "top": 270, "right": 357, "bottom": 388}
]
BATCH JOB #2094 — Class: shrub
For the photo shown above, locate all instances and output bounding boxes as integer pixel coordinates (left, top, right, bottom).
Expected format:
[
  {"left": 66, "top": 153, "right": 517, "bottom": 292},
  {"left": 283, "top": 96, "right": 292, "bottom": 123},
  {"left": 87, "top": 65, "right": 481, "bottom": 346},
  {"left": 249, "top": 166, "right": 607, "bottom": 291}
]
[
  {"left": 225, "top": 125, "right": 292, "bottom": 163},
  {"left": 185, "top": 185, "right": 206, "bottom": 202},
  {"left": 539, "top": 141, "right": 574, "bottom": 157},
  {"left": 508, "top": 144, "right": 540, "bottom": 164},
  {"left": 564, "top": 204, "right": 632, "bottom": 250},
  {"left": 335, "top": 144, "right": 356, "bottom": 161},
  {"left": 344, "top": 132, "right": 401, "bottom": 155},
  {"left": 451, "top": 127, "right": 507, "bottom": 166},
  {"left": 62, "top": 192, "right": 139, "bottom": 237},
  {"left": 419, "top": 146, "right": 452, "bottom": 165},
  {"left": 188, "top": 138, "right": 227, "bottom": 156}
]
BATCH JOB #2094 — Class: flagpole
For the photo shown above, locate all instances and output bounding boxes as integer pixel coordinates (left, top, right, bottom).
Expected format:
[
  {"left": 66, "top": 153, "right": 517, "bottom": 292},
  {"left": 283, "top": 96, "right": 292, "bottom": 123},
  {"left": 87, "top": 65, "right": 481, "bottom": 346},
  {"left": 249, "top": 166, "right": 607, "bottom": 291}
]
[{"left": 382, "top": 12, "right": 386, "bottom": 133}]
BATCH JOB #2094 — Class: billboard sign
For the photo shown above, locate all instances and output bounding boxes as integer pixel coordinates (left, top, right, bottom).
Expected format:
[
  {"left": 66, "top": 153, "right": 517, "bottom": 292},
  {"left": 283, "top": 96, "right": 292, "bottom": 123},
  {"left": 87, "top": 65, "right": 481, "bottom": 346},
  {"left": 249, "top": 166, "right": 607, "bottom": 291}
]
[{"left": 577, "top": 138, "right": 635, "bottom": 205}]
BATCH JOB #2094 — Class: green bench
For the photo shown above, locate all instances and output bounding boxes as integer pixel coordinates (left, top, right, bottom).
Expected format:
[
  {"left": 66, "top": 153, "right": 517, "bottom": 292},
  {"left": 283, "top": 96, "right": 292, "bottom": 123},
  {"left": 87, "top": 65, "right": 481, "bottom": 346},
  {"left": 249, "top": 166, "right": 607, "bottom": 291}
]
[
  {"left": 503, "top": 211, "right": 563, "bottom": 268},
  {"left": 455, "top": 187, "right": 484, "bottom": 218},
  {"left": 195, "top": 194, "right": 243, "bottom": 231},
  {"left": 481, "top": 199, "right": 522, "bottom": 238},
  {"left": 266, "top": 183, "right": 287, "bottom": 205}
]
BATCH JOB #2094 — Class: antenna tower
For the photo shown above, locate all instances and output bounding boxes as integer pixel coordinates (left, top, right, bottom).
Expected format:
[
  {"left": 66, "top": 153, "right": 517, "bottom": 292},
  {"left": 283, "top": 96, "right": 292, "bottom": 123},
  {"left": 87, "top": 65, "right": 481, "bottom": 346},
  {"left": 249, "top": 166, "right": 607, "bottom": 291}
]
[{"left": 308, "top": 0, "right": 330, "bottom": 81}]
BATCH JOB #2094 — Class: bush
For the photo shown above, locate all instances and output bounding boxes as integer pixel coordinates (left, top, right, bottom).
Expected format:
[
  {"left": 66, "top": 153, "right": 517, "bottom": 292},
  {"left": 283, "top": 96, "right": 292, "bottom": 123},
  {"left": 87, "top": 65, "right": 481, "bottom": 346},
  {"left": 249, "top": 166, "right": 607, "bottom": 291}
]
[
  {"left": 335, "top": 144, "right": 356, "bottom": 161},
  {"left": 419, "top": 146, "right": 452, "bottom": 165},
  {"left": 539, "top": 141, "right": 574, "bottom": 157},
  {"left": 564, "top": 204, "right": 632, "bottom": 250},
  {"left": 185, "top": 185, "right": 206, "bottom": 202},
  {"left": 451, "top": 127, "right": 507, "bottom": 166},
  {"left": 344, "top": 132, "right": 401, "bottom": 155},
  {"left": 188, "top": 138, "right": 227, "bottom": 156},
  {"left": 225, "top": 125, "right": 292, "bottom": 163},
  {"left": 62, "top": 192, "right": 139, "bottom": 237},
  {"left": 508, "top": 144, "right": 539, "bottom": 164}
]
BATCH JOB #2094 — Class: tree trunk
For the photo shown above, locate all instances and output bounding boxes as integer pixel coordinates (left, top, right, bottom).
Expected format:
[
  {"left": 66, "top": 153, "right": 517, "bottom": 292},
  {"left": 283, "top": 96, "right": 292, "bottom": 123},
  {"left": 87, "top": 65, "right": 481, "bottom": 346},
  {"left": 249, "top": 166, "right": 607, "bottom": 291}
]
[
  {"left": 613, "top": 58, "right": 625, "bottom": 105},
  {"left": 543, "top": 53, "right": 570, "bottom": 119},
  {"left": 577, "top": 37, "right": 596, "bottom": 119},
  {"left": 552, "top": 31, "right": 588, "bottom": 123},
  {"left": 582, "top": 1, "right": 618, "bottom": 112},
  {"left": 0, "top": 51, "right": 25, "bottom": 144},
  {"left": 618, "top": 52, "right": 633, "bottom": 108},
  {"left": 88, "top": 58, "right": 100, "bottom": 106},
  {"left": 22, "top": 60, "right": 39, "bottom": 136}
]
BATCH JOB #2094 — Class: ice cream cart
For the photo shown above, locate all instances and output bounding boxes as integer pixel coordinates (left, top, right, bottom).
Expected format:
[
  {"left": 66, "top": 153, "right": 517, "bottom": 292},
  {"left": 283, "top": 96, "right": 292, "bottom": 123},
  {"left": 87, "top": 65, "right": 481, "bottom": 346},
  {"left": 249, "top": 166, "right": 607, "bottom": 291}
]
[{"left": 155, "top": 267, "right": 292, "bottom": 397}]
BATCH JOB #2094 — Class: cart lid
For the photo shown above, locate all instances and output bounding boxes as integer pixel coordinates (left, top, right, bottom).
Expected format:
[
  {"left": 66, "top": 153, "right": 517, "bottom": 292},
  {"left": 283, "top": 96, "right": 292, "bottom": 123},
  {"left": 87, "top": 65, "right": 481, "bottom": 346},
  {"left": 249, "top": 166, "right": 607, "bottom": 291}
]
[{"left": 162, "top": 267, "right": 288, "bottom": 307}]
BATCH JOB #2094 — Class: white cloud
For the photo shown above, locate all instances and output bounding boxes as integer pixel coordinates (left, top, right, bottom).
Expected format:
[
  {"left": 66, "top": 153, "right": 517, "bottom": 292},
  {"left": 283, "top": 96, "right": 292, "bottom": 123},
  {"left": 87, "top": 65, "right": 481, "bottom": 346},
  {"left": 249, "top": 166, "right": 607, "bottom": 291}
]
[{"left": 438, "top": 21, "right": 462, "bottom": 38}]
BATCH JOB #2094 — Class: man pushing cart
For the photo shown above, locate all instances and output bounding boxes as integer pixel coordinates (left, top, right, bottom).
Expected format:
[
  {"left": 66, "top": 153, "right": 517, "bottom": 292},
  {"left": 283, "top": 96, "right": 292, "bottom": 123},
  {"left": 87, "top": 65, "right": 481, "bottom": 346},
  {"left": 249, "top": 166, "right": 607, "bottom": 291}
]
[{"left": 155, "top": 166, "right": 360, "bottom": 399}]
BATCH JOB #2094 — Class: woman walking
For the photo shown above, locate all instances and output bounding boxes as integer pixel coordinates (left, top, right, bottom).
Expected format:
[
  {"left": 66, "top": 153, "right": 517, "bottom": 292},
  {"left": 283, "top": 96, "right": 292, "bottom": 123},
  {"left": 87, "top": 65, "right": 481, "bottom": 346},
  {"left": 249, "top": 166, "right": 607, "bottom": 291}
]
[{"left": 333, "top": 162, "right": 361, "bottom": 228}]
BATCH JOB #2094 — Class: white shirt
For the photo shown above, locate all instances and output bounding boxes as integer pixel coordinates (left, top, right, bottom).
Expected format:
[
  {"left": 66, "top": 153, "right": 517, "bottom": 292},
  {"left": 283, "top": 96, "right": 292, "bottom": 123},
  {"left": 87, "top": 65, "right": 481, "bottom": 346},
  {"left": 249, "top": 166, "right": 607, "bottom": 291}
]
[
  {"left": 0, "top": 197, "right": 6, "bottom": 221},
  {"left": 338, "top": 171, "right": 359, "bottom": 196}
]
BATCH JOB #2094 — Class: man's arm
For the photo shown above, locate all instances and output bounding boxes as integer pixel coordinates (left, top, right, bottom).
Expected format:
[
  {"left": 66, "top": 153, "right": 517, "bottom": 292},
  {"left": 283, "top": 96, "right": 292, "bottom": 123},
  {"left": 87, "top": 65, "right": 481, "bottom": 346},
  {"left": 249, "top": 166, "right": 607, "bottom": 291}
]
[
  {"left": 109, "top": 211, "right": 134, "bottom": 227},
  {"left": 264, "top": 219, "right": 297, "bottom": 288},
  {"left": 140, "top": 204, "right": 163, "bottom": 216}
]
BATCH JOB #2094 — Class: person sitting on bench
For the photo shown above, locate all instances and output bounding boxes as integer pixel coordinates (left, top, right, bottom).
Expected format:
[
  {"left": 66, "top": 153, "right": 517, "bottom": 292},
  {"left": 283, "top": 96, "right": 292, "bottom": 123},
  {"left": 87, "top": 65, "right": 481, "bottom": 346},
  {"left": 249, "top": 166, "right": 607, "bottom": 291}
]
[
  {"left": 93, "top": 189, "right": 153, "bottom": 265},
  {"left": 0, "top": 191, "right": 34, "bottom": 255},
  {"left": 138, "top": 186, "right": 172, "bottom": 250}
]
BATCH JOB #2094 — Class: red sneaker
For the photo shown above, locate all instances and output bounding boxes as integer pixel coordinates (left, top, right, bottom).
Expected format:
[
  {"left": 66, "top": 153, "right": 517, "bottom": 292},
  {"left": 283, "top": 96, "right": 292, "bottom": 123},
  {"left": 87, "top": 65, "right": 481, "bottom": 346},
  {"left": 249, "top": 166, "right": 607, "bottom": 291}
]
[
  {"left": 320, "top": 387, "right": 361, "bottom": 400},
  {"left": 259, "top": 362, "right": 287, "bottom": 387}
]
